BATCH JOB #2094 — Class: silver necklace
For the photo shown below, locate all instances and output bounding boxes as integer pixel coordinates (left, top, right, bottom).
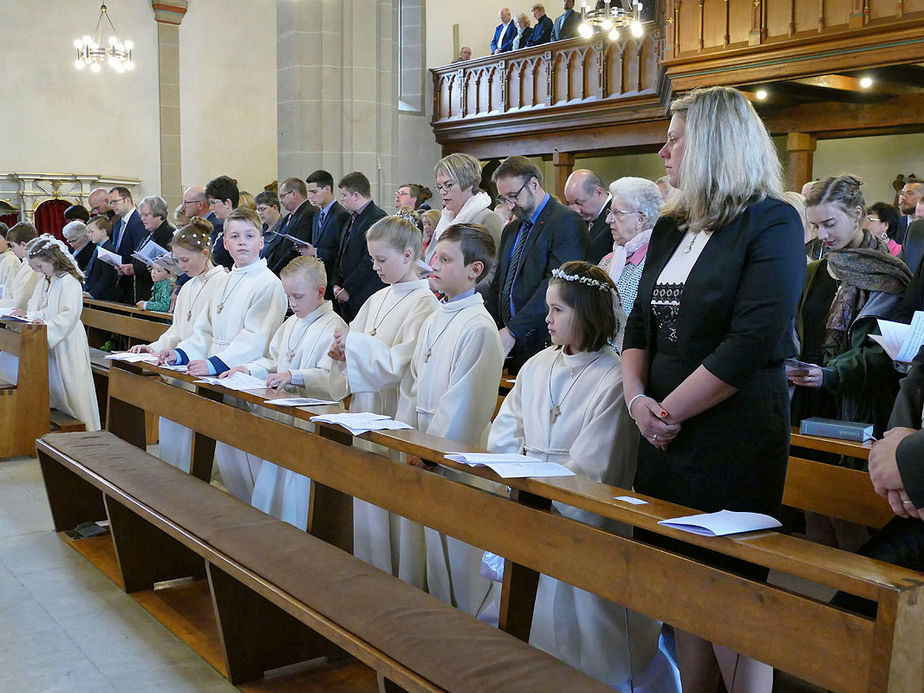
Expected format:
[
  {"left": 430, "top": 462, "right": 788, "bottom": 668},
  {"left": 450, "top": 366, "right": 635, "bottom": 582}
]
[
  {"left": 216, "top": 273, "right": 246, "bottom": 314},
  {"left": 547, "top": 350, "right": 602, "bottom": 424},
  {"left": 422, "top": 308, "right": 464, "bottom": 363},
  {"left": 368, "top": 288, "right": 413, "bottom": 336},
  {"left": 185, "top": 268, "right": 219, "bottom": 321},
  {"left": 683, "top": 229, "right": 711, "bottom": 254}
]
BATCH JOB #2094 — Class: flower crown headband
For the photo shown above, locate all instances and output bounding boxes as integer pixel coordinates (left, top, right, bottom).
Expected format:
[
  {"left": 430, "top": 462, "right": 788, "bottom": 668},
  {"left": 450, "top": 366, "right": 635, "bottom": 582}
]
[{"left": 551, "top": 267, "right": 612, "bottom": 292}]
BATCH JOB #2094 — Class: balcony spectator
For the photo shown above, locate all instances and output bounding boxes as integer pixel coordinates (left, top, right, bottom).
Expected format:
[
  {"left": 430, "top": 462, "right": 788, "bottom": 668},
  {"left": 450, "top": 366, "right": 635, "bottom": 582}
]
[
  {"left": 511, "top": 13, "right": 533, "bottom": 50},
  {"left": 552, "top": 0, "right": 581, "bottom": 41},
  {"left": 491, "top": 8, "right": 515, "bottom": 55},
  {"left": 527, "top": 3, "right": 554, "bottom": 46},
  {"left": 452, "top": 46, "right": 472, "bottom": 63}
]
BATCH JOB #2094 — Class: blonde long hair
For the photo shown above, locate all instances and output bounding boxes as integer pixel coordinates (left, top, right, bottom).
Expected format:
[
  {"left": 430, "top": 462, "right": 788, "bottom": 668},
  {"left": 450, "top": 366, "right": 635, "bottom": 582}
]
[{"left": 663, "top": 86, "right": 783, "bottom": 233}]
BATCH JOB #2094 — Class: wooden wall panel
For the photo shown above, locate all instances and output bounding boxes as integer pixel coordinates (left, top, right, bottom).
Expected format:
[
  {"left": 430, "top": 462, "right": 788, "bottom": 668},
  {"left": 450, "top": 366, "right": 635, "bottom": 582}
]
[
  {"left": 679, "top": 2, "right": 701, "bottom": 51},
  {"left": 703, "top": 0, "right": 728, "bottom": 48},
  {"left": 766, "top": 0, "right": 793, "bottom": 37},
  {"left": 793, "top": 0, "right": 819, "bottom": 34},
  {"left": 729, "top": 0, "right": 752, "bottom": 44}
]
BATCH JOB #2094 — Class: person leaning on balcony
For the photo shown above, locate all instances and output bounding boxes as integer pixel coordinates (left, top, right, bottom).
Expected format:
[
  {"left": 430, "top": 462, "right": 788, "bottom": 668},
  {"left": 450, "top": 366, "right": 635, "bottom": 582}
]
[
  {"left": 527, "top": 3, "right": 554, "bottom": 46},
  {"left": 511, "top": 13, "right": 533, "bottom": 50}
]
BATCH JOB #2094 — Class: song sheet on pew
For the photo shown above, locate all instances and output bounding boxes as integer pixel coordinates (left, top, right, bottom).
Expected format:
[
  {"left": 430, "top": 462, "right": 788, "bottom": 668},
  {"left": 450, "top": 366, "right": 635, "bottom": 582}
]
[
  {"left": 105, "top": 352, "right": 158, "bottom": 363},
  {"left": 264, "top": 396, "right": 339, "bottom": 406},
  {"left": 310, "top": 411, "right": 414, "bottom": 435},
  {"left": 658, "top": 509, "right": 782, "bottom": 537},
  {"left": 195, "top": 371, "right": 268, "bottom": 392},
  {"left": 444, "top": 452, "right": 575, "bottom": 478}
]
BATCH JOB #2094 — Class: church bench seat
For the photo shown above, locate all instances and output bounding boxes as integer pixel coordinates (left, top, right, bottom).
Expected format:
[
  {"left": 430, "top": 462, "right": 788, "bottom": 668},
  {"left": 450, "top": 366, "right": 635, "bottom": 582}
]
[{"left": 35, "top": 430, "right": 609, "bottom": 691}]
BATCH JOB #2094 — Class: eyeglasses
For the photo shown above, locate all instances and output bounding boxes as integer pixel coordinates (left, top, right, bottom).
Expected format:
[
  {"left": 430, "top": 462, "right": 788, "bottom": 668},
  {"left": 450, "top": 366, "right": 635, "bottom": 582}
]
[
  {"left": 435, "top": 180, "right": 456, "bottom": 194},
  {"left": 183, "top": 199, "right": 203, "bottom": 205},
  {"left": 496, "top": 180, "right": 529, "bottom": 206},
  {"left": 395, "top": 189, "right": 412, "bottom": 197},
  {"left": 608, "top": 209, "right": 639, "bottom": 219},
  {"left": 279, "top": 190, "right": 296, "bottom": 199},
  {"left": 865, "top": 216, "right": 883, "bottom": 224},
  {"left": 107, "top": 197, "right": 125, "bottom": 206}
]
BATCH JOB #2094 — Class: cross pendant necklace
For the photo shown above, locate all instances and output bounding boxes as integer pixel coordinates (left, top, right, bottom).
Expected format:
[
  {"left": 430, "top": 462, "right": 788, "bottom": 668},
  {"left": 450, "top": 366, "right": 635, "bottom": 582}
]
[
  {"left": 547, "top": 351, "right": 602, "bottom": 426},
  {"left": 550, "top": 405, "right": 561, "bottom": 423},
  {"left": 216, "top": 274, "right": 246, "bottom": 314}
]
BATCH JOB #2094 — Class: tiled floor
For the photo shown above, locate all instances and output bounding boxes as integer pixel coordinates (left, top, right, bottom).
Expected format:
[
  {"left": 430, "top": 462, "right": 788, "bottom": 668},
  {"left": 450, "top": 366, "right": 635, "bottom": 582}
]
[{"left": 0, "top": 455, "right": 235, "bottom": 693}]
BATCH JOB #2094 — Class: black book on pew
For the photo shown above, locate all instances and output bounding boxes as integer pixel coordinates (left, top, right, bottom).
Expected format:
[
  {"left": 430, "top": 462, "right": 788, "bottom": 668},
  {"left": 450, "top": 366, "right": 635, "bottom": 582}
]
[{"left": 799, "top": 417, "right": 874, "bottom": 442}]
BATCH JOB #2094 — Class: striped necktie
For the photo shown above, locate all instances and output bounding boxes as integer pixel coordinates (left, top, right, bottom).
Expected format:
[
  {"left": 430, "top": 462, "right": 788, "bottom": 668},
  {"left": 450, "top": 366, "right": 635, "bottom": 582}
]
[{"left": 501, "top": 218, "right": 533, "bottom": 324}]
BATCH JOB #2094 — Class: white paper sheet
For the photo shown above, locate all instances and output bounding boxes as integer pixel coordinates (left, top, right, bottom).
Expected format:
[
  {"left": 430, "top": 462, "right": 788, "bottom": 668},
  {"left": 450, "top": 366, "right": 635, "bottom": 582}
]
[
  {"left": 159, "top": 363, "right": 188, "bottom": 372},
  {"left": 131, "top": 240, "right": 169, "bottom": 266},
  {"left": 95, "top": 245, "right": 123, "bottom": 268},
  {"left": 657, "top": 509, "right": 782, "bottom": 537},
  {"left": 195, "top": 371, "right": 268, "bottom": 391},
  {"left": 264, "top": 397, "right": 340, "bottom": 407},
  {"left": 873, "top": 311, "right": 924, "bottom": 363},
  {"left": 443, "top": 452, "right": 575, "bottom": 478},
  {"left": 309, "top": 411, "right": 413, "bottom": 435},
  {"left": 614, "top": 495, "right": 648, "bottom": 505},
  {"left": 104, "top": 352, "right": 158, "bottom": 363}
]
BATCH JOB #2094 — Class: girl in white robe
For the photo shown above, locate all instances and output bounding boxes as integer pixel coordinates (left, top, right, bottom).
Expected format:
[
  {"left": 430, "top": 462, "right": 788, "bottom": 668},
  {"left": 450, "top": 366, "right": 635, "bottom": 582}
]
[
  {"left": 158, "top": 209, "right": 286, "bottom": 501},
  {"left": 329, "top": 215, "right": 437, "bottom": 588},
  {"left": 396, "top": 223, "right": 505, "bottom": 616},
  {"left": 487, "top": 261, "right": 678, "bottom": 692},
  {"left": 130, "top": 218, "right": 225, "bottom": 471},
  {"left": 10, "top": 235, "right": 100, "bottom": 431},
  {"left": 0, "top": 227, "right": 21, "bottom": 292},
  {"left": 0, "top": 226, "right": 40, "bottom": 312},
  {"left": 223, "top": 256, "right": 347, "bottom": 529}
]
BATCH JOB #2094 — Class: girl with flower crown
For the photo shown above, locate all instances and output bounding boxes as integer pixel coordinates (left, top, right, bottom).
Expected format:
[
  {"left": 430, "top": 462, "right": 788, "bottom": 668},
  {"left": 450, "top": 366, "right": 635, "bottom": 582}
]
[
  {"left": 10, "top": 234, "right": 100, "bottom": 431},
  {"left": 486, "top": 261, "right": 678, "bottom": 692},
  {"left": 129, "top": 217, "right": 226, "bottom": 471}
]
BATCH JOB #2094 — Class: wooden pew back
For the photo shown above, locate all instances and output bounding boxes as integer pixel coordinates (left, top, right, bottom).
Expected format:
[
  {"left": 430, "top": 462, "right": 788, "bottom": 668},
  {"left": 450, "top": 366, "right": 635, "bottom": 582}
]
[
  {"left": 105, "top": 361, "right": 924, "bottom": 693},
  {"left": 0, "top": 319, "right": 49, "bottom": 457}
]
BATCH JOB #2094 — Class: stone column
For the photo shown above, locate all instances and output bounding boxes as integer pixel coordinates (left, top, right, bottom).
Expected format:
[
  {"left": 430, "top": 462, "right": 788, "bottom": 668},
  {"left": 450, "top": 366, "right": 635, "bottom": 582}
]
[
  {"left": 152, "top": 1, "right": 188, "bottom": 209},
  {"left": 277, "top": 0, "right": 398, "bottom": 205},
  {"left": 786, "top": 132, "right": 817, "bottom": 193}
]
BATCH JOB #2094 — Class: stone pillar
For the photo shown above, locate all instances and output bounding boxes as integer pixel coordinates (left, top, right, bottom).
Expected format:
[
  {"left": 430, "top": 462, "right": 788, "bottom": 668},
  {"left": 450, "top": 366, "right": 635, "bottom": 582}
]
[
  {"left": 277, "top": 0, "right": 398, "bottom": 205},
  {"left": 552, "top": 150, "right": 574, "bottom": 202},
  {"left": 152, "top": 1, "right": 188, "bottom": 210},
  {"left": 786, "top": 132, "right": 817, "bottom": 193}
]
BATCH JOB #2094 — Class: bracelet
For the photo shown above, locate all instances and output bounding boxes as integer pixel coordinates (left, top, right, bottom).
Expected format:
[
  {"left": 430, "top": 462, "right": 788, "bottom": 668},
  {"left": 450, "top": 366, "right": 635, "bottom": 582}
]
[
  {"left": 334, "top": 287, "right": 342, "bottom": 297},
  {"left": 626, "top": 393, "right": 648, "bottom": 419}
]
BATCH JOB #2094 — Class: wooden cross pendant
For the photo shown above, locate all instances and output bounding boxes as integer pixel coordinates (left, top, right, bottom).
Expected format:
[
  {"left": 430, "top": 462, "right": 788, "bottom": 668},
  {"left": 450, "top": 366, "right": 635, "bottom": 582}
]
[
  {"left": 550, "top": 405, "right": 560, "bottom": 423},
  {"left": 424, "top": 349, "right": 432, "bottom": 363}
]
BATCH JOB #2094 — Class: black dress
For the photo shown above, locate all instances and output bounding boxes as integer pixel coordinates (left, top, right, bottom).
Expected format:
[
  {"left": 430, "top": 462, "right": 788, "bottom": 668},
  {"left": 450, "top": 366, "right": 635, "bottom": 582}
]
[{"left": 624, "top": 198, "right": 806, "bottom": 578}]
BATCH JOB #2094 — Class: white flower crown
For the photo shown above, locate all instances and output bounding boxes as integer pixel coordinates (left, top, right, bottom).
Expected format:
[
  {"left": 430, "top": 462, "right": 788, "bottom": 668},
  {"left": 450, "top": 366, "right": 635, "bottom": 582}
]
[{"left": 551, "top": 267, "right": 612, "bottom": 292}]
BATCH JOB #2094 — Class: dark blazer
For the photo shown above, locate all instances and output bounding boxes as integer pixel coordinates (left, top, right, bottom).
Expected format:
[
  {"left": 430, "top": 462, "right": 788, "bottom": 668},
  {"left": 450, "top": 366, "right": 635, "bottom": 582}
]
[
  {"left": 511, "top": 26, "right": 533, "bottom": 50},
  {"left": 894, "top": 242, "right": 924, "bottom": 324},
  {"left": 490, "top": 21, "right": 515, "bottom": 53},
  {"left": 552, "top": 9, "right": 581, "bottom": 41},
  {"left": 527, "top": 15, "right": 553, "bottom": 46},
  {"left": 623, "top": 198, "right": 806, "bottom": 388},
  {"left": 587, "top": 198, "right": 613, "bottom": 264},
  {"left": 895, "top": 214, "right": 912, "bottom": 245},
  {"left": 899, "top": 218, "right": 924, "bottom": 280},
  {"left": 891, "top": 347, "right": 924, "bottom": 506},
  {"left": 83, "top": 240, "right": 121, "bottom": 302},
  {"left": 482, "top": 194, "right": 588, "bottom": 370},
  {"left": 267, "top": 200, "right": 319, "bottom": 275},
  {"left": 313, "top": 200, "right": 350, "bottom": 290},
  {"left": 209, "top": 218, "right": 233, "bottom": 269},
  {"left": 111, "top": 209, "right": 147, "bottom": 303},
  {"left": 73, "top": 242, "right": 95, "bottom": 273},
  {"left": 335, "top": 201, "right": 387, "bottom": 322},
  {"left": 132, "top": 220, "right": 175, "bottom": 303},
  {"left": 261, "top": 214, "right": 289, "bottom": 275}
]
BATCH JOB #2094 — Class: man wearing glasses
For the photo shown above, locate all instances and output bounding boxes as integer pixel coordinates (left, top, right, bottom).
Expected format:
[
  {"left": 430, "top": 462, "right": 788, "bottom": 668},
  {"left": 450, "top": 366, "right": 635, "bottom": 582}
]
[
  {"left": 107, "top": 186, "right": 147, "bottom": 303},
  {"left": 483, "top": 155, "right": 587, "bottom": 372}
]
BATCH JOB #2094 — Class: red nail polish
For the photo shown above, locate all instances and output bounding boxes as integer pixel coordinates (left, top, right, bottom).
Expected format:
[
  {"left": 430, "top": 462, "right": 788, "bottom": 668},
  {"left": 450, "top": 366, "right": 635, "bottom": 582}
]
[{"left": 660, "top": 411, "right": 667, "bottom": 417}]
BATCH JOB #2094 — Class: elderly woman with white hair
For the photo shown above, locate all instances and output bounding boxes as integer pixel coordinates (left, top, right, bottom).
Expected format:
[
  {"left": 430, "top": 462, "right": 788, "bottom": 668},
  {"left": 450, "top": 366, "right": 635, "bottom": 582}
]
[
  {"left": 598, "top": 176, "right": 661, "bottom": 316},
  {"left": 62, "top": 220, "right": 95, "bottom": 273},
  {"left": 133, "top": 194, "right": 175, "bottom": 303},
  {"left": 429, "top": 152, "right": 504, "bottom": 284}
]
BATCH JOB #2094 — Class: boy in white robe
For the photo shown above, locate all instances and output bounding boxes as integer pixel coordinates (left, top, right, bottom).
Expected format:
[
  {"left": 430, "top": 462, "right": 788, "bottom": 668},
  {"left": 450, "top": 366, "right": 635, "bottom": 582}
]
[
  {"left": 0, "top": 225, "right": 21, "bottom": 292},
  {"left": 329, "top": 214, "right": 437, "bottom": 587},
  {"left": 222, "top": 256, "right": 347, "bottom": 529},
  {"left": 10, "top": 235, "right": 100, "bottom": 431},
  {"left": 158, "top": 208, "right": 286, "bottom": 501},
  {"left": 396, "top": 223, "right": 505, "bottom": 616},
  {"left": 0, "top": 223, "right": 40, "bottom": 312},
  {"left": 131, "top": 219, "right": 225, "bottom": 471},
  {"left": 487, "top": 261, "right": 678, "bottom": 692}
]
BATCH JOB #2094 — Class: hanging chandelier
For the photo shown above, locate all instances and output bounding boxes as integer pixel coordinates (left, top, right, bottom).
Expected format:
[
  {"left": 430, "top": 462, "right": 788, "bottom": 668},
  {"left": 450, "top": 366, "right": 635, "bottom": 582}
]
[
  {"left": 73, "top": 3, "right": 134, "bottom": 73},
  {"left": 578, "top": 0, "right": 644, "bottom": 41}
]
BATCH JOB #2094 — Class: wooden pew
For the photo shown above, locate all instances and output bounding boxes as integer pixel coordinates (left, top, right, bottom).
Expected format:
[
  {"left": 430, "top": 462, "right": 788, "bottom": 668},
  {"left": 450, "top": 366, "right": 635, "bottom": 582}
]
[
  {"left": 37, "top": 431, "right": 608, "bottom": 691},
  {"left": 0, "top": 319, "right": 50, "bottom": 457},
  {"left": 81, "top": 298, "right": 170, "bottom": 440},
  {"left": 96, "top": 360, "right": 924, "bottom": 693}
]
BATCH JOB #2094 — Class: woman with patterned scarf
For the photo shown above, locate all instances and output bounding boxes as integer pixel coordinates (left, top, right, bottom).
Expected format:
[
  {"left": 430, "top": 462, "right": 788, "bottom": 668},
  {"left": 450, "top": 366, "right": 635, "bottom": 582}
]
[{"left": 791, "top": 175, "right": 911, "bottom": 444}]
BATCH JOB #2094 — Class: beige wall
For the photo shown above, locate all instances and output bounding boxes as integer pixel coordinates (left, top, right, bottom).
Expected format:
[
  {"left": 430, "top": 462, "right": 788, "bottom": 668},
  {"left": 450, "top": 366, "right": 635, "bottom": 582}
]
[
  {"left": 0, "top": 1, "right": 161, "bottom": 196},
  {"left": 180, "top": 0, "right": 278, "bottom": 195}
]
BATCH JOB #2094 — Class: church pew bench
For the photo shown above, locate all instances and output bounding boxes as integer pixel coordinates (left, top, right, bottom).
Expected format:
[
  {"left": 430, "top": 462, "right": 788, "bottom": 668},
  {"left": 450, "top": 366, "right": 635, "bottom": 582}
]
[
  {"left": 0, "top": 319, "right": 51, "bottom": 458},
  {"left": 36, "top": 431, "right": 609, "bottom": 692},
  {"left": 790, "top": 426, "right": 872, "bottom": 461},
  {"left": 81, "top": 299, "right": 170, "bottom": 440},
  {"left": 102, "top": 360, "right": 924, "bottom": 693}
]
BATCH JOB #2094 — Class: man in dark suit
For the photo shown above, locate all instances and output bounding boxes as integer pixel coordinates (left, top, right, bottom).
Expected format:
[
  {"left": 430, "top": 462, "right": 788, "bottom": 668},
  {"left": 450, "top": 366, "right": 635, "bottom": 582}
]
[
  {"left": 272, "top": 177, "right": 318, "bottom": 274},
  {"left": 204, "top": 175, "right": 239, "bottom": 269},
  {"left": 563, "top": 168, "right": 613, "bottom": 263},
  {"left": 483, "top": 156, "right": 588, "bottom": 372},
  {"left": 305, "top": 169, "right": 351, "bottom": 295},
  {"left": 896, "top": 181, "right": 923, "bottom": 245},
  {"left": 134, "top": 195, "right": 175, "bottom": 303},
  {"left": 107, "top": 186, "right": 147, "bottom": 304},
  {"left": 527, "top": 3, "right": 554, "bottom": 46},
  {"left": 490, "top": 7, "right": 516, "bottom": 54},
  {"left": 256, "top": 190, "right": 288, "bottom": 275},
  {"left": 333, "top": 172, "right": 387, "bottom": 322},
  {"left": 552, "top": 0, "right": 581, "bottom": 41},
  {"left": 62, "top": 221, "right": 95, "bottom": 272}
]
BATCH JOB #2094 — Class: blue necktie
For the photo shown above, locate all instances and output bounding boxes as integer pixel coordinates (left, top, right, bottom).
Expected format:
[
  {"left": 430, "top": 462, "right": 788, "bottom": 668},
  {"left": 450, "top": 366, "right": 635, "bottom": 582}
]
[{"left": 502, "top": 218, "right": 533, "bottom": 324}]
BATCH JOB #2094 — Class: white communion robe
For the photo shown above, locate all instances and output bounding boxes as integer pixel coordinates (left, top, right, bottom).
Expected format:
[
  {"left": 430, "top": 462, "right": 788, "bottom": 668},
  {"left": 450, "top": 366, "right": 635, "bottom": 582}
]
[
  {"left": 332, "top": 278, "right": 437, "bottom": 587},
  {"left": 246, "top": 301, "right": 347, "bottom": 529},
  {"left": 395, "top": 291, "right": 505, "bottom": 616},
  {"left": 0, "top": 248, "right": 20, "bottom": 295},
  {"left": 0, "top": 259, "right": 40, "bottom": 311},
  {"left": 174, "top": 258, "right": 286, "bottom": 501},
  {"left": 487, "top": 345, "right": 664, "bottom": 689},
  {"left": 25, "top": 274, "right": 100, "bottom": 431},
  {"left": 148, "top": 264, "right": 226, "bottom": 471}
]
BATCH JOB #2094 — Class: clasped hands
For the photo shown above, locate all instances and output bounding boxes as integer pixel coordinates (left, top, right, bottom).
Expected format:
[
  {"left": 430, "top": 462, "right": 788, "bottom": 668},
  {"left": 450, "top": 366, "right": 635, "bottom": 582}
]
[
  {"left": 869, "top": 427, "right": 922, "bottom": 520},
  {"left": 629, "top": 396, "right": 681, "bottom": 451}
]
